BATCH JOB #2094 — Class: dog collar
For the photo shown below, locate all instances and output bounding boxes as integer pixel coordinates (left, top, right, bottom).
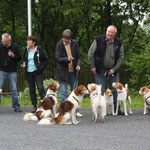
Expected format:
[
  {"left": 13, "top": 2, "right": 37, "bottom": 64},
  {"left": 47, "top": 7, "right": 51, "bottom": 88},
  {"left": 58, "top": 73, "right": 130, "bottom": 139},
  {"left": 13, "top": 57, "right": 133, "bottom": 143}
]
[
  {"left": 73, "top": 96, "right": 80, "bottom": 104},
  {"left": 45, "top": 94, "right": 56, "bottom": 98}
]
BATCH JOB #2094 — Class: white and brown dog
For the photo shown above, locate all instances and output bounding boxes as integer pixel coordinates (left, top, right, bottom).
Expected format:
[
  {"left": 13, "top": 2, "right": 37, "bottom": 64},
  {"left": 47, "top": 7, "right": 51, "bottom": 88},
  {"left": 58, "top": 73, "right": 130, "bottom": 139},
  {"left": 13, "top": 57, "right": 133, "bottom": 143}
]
[
  {"left": 38, "top": 85, "right": 89, "bottom": 125},
  {"left": 139, "top": 86, "right": 150, "bottom": 114},
  {"left": 104, "top": 89, "right": 114, "bottom": 115},
  {"left": 23, "top": 83, "right": 59, "bottom": 121},
  {"left": 112, "top": 82, "right": 132, "bottom": 116},
  {"left": 87, "top": 83, "right": 106, "bottom": 123}
]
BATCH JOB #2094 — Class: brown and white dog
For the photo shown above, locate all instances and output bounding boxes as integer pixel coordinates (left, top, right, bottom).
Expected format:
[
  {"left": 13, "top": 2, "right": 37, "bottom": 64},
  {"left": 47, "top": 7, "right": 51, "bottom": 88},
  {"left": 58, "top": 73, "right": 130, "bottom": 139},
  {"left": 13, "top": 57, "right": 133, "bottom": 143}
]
[
  {"left": 112, "top": 82, "right": 132, "bottom": 116},
  {"left": 87, "top": 83, "right": 106, "bottom": 123},
  {"left": 139, "top": 86, "right": 150, "bottom": 114},
  {"left": 104, "top": 89, "right": 114, "bottom": 115},
  {"left": 38, "top": 85, "right": 89, "bottom": 125},
  {"left": 23, "top": 83, "right": 59, "bottom": 121}
]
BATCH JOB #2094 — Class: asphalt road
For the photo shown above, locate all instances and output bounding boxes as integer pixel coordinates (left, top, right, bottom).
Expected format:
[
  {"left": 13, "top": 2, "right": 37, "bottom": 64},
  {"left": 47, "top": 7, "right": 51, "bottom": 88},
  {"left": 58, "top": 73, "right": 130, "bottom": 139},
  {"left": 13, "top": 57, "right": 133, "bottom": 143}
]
[{"left": 0, "top": 106, "right": 150, "bottom": 150}]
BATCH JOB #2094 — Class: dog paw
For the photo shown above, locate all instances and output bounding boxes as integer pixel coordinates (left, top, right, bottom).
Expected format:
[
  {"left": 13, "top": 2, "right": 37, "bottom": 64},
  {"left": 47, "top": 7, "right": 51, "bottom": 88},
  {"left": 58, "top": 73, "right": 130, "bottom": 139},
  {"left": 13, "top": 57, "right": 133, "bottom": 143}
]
[
  {"left": 125, "top": 114, "right": 128, "bottom": 116},
  {"left": 73, "top": 121, "right": 79, "bottom": 124}
]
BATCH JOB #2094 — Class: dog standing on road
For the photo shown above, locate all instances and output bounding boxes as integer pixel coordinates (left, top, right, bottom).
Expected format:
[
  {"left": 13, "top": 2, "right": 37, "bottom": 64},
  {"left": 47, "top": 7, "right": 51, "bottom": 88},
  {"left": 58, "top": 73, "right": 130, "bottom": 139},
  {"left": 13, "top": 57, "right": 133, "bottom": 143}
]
[
  {"left": 112, "top": 82, "right": 132, "bottom": 116},
  {"left": 104, "top": 89, "right": 114, "bottom": 115},
  {"left": 139, "top": 86, "right": 150, "bottom": 114},
  {"left": 88, "top": 83, "right": 106, "bottom": 123}
]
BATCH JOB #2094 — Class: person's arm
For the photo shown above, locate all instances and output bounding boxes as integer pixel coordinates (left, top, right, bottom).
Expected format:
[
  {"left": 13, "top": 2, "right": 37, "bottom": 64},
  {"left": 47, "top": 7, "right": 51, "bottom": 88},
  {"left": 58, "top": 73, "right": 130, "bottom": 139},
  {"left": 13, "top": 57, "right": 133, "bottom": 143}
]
[
  {"left": 112, "top": 45, "right": 124, "bottom": 72},
  {"left": 11, "top": 43, "right": 21, "bottom": 61},
  {"left": 88, "top": 39, "right": 97, "bottom": 74},
  {"left": 55, "top": 43, "right": 69, "bottom": 63}
]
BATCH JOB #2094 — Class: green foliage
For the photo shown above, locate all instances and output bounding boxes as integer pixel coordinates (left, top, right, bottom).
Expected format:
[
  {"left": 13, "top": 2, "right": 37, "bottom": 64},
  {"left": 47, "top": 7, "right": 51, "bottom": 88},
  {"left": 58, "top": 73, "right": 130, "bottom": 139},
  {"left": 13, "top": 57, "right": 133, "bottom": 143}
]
[{"left": 0, "top": 0, "right": 150, "bottom": 91}]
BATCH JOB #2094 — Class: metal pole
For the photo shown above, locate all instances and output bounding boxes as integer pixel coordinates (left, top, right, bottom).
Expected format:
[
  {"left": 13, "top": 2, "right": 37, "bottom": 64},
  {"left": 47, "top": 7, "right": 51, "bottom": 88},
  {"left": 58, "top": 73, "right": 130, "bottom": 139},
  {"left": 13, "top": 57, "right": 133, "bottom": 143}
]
[{"left": 27, "top": 0, "right": 32, "bottom": 36}]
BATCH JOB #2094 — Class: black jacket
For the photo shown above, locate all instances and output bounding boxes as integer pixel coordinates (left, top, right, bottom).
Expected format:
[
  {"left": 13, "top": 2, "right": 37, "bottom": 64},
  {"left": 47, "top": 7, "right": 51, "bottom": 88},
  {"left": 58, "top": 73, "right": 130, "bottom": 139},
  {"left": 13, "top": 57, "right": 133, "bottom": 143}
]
[
  {"left": 55, "top": 39, "right": 82, "bottom": 82},
  {"left": 23, "top": 45, "right": 48, "bottom": 76},
  {"left": 0, "top": 42, "right": 21, "bottom": 72}
]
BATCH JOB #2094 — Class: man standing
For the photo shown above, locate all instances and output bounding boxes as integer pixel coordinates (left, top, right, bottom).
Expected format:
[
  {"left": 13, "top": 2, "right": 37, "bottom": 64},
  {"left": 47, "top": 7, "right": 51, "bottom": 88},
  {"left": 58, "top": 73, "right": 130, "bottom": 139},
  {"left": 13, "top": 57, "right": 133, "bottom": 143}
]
[
  {"left": 55, "top": 29, "right": 83, "bottom": 117},
  {"left": 88, "top": 25, "right": 124, "bottom": 114},
  {"left": 0, "top": 33, "right": 22, "bottom": 112}
]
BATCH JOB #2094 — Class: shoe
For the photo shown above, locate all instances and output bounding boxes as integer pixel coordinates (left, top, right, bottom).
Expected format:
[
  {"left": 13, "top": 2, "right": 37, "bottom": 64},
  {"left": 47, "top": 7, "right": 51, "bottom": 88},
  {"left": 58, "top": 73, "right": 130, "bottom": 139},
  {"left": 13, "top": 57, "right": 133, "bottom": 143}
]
[
  {"left": 31, "top": 106, "right": 37, "bottom": 113},
  {"left": 118, "top": 110, "right": 125, "bottom": 115},
  {"left": 14, "top": 107, "right": 22, "bottom": 112},
  {"left": 76, "top": 112, "right": 83, "bottom": 117}
]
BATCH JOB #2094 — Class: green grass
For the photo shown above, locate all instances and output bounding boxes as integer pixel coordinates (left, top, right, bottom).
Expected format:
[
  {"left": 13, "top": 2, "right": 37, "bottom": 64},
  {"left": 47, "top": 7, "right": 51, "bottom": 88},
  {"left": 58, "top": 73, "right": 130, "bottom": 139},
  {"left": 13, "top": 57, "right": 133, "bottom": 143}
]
[{"left": 0, "top": 92, "right": 144, "bottom": 109}]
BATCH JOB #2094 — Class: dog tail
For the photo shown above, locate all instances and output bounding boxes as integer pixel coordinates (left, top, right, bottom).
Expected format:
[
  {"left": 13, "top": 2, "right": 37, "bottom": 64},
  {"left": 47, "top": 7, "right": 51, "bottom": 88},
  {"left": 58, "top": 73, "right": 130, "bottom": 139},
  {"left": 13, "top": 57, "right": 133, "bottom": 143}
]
[
  {"left": 125, "top": 84, "right": 128, "bottom": 90},
  {"left": 23, "top": 113, "right": 38, "bottom": 121}
]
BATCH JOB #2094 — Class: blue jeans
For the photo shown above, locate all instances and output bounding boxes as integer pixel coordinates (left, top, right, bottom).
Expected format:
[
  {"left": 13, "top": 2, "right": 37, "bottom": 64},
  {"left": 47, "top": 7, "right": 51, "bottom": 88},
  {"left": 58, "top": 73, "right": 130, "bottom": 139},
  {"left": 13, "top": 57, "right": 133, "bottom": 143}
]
[
  {"left": 95, "top": 68, "right": 119, "bottom": 112},
  {"left": 0, "top": 71, "right": 20, "bottom": 109},
  {"left": 59, "top": 72, "right": 79, "bottom": 113},
  {"left": 59, "top": 72, "right": 76, "bottom": 102}
]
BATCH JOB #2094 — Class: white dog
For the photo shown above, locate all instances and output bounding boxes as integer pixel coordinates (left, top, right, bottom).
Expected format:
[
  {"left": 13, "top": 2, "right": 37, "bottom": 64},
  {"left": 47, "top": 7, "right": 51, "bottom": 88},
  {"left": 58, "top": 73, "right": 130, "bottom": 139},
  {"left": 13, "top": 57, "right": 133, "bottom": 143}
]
[
  {"left": 87, "top": 83, "right": 106, "bottom": 123},
  {"left": 112, "top": 82, "right": 132, "bottom": 116},
  {"left": 23, "top": 83, "right": 59, "bottom": 121},
  {"left": 139, "top": 86, "right": 150, "bottom": 114},
  {"left": 104, "top": 89, "right": 114, "bottom": 115},
  {"left": 38, "top": 85, "right": 89, "bottom": 125}
]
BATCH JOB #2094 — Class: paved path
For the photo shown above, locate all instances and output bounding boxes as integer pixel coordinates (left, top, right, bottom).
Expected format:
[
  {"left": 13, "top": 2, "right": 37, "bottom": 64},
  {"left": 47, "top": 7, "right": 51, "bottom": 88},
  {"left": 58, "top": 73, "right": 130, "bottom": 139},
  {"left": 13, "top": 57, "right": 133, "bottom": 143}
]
[{"left": 0, "top": 106, "right": 150, "bottom": 150}]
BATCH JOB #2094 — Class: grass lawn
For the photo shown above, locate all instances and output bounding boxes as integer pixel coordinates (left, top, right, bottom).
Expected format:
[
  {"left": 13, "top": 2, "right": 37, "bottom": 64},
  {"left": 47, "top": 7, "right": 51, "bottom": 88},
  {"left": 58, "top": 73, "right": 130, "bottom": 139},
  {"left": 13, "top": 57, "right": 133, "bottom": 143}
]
[{"left": 0, "top": 92, "right": 144, "bottom": 109}]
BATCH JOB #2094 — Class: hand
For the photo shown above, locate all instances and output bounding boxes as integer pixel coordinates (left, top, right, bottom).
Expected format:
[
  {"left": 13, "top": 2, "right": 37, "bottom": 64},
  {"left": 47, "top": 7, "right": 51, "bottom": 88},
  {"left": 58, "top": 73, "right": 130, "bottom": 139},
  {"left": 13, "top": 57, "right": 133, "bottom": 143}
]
[
  {"left": 8, "top": 50, "right": 14, "bottom": 57},
  {"left": 108, "top": 69, "right": 114, "bottom": 75},
  {"left": 68, "top": 56, "right": 74, "bottom": 61},
  {"left": 21, "top": 64, "right": 26, "bottom": 68},
  {"left": 91, "top": 68, "right": 96, "bottom": 74},
  {"left": 76, "top": 66, "right": 80, "bottom": 71}
]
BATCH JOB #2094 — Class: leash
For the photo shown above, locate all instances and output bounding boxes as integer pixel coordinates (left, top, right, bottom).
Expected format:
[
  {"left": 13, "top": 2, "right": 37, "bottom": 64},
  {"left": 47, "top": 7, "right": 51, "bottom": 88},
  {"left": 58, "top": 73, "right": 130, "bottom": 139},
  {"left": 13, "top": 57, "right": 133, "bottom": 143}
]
[
  {"left": 104, "top": 70, "right": 114, "bottom": 80},
  {"left": 73, "top": 70, "right": 79, "bottom": 89}
]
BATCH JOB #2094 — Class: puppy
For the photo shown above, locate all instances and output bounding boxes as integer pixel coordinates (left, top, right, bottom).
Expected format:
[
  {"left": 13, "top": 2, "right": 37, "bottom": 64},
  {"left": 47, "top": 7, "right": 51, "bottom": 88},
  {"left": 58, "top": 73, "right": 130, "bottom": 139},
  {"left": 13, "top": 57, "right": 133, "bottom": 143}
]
[
  {"left": 104, "top": 89, "right": 114, "bottom": 115},
  {"left": 23, "top": 83, "right": 59, "bottom": 121},
  {"left": 139, "top": 86, "right": 150, "bottom": 114},
  {"left": 38, "top": 85, "right": 89, "bottom": 125},
  {"left": 112, "top": 82, "right": 132, "bottom": 116},
  {"left": 87, "top": 83, "right": 106, "bottom": 123}
]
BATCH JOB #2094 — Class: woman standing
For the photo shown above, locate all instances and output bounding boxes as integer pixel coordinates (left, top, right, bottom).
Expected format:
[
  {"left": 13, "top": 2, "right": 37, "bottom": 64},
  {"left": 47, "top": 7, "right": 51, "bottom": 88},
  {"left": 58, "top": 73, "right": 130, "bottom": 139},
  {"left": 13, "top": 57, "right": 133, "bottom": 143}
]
[{"left": 22, "top": 36, "right": 48, "bottom": 113}]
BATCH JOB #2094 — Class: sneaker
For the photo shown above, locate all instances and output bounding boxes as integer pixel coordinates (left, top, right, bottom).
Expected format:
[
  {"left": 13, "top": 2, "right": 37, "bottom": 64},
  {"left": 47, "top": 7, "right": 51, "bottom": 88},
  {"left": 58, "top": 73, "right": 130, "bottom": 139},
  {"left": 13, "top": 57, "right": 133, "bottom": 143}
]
[
  {"left": 31, "top": 106, "right": 37, "bottom": 113},
  {"left": 14, "top": 107, "right": 22, "bottom": 112},
  {"left": 118, "top": 110, "right": 125, "bottom": 115},
  {"left": 76, "top": 112, "right": 83, "bottom": 117}
]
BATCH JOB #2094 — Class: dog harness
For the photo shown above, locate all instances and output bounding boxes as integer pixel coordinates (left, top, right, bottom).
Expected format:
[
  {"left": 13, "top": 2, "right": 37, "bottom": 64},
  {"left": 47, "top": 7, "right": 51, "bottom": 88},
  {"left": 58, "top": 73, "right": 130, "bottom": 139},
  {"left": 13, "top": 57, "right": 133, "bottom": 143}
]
[
  {"left": 144, "top": 96, "right": 150, "bottom": 105},
  {"left": 72, "top": 96, "right": 80, "bottom": 105},
  {"left": 91, "top": 93, "right": 98, "bottom": 101}
]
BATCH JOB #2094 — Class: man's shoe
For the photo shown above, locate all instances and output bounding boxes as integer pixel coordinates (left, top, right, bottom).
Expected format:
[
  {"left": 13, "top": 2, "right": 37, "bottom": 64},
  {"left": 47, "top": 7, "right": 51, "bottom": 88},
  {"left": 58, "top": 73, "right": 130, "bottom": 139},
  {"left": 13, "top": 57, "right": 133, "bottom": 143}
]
[
  {"left": 118, "top": 110, "right": 125, "bottom": 115},
  {"left": 76, "top": 112, "right": 83, "bottom": 117},
  {"left": 31, "top": 107, "right": 37, "bottom": 113},
  {"left": 14, "top": 107, "right": 22, "bottom": 112}
]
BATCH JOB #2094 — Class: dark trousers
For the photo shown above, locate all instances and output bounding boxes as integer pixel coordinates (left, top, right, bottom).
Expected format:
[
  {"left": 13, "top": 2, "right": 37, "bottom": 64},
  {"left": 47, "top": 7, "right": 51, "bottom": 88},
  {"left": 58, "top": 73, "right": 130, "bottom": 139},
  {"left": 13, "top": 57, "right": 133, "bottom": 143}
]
[{"left": 27, "top": 71, "right": 45, "bottom": 107}]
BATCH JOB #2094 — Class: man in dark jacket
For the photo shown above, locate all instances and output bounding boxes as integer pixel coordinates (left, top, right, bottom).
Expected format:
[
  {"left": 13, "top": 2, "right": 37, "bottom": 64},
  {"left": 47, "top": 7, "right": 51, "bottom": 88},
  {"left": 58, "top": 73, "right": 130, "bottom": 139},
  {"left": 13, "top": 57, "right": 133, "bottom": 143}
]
[
  {"left": 55, "top": 29, "right": 83, "bottom": 117},
  {"left": 88, "top": 25, "right": 124, "bottom": 115},
  {"left": 0, "top": 33, "right": 22, "bottom": 112}
]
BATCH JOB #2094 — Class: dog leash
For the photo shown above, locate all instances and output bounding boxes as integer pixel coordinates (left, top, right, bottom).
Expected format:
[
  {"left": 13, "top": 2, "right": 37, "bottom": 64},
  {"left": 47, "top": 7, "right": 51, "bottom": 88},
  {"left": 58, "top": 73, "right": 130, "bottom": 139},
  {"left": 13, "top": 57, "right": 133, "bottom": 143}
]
[{"left": 73, "top": 70, "right": 79, "bottom": 89}]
